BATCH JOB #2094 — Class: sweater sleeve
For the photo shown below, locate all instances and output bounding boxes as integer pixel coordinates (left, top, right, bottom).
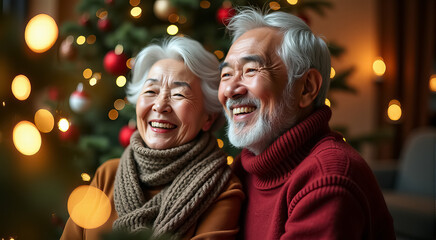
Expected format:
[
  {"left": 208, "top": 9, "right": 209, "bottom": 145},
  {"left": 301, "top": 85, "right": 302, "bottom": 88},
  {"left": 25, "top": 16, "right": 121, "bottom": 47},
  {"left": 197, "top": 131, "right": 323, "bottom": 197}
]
[
  {"left": 189, "top": 174, "right": 245, "bottom": 240},
  {"left": 282, "top": 184, "right": 367, "bottom": 239}
]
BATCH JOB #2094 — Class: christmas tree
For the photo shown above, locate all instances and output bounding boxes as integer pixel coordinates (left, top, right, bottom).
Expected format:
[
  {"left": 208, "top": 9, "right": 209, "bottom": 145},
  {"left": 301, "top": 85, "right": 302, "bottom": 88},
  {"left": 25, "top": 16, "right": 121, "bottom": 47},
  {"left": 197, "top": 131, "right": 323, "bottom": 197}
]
[{"left": 0, "top": 0, "right": 357, "bottom": 239}]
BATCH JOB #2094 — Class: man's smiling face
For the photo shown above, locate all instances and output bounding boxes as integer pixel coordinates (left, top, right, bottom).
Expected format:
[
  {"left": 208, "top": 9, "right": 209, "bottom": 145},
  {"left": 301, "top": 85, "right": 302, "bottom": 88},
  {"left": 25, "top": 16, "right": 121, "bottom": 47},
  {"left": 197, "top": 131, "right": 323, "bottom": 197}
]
[{"left": 218, "top": 27, "right": 298, "bottom": 154}]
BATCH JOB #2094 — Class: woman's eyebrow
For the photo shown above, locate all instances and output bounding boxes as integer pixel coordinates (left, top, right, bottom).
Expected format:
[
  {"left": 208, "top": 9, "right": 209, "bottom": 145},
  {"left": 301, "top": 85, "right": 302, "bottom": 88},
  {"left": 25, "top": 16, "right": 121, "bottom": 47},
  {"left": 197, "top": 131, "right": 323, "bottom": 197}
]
[{"left": 172, "top": 81, "right": 191, "bottom": 89}]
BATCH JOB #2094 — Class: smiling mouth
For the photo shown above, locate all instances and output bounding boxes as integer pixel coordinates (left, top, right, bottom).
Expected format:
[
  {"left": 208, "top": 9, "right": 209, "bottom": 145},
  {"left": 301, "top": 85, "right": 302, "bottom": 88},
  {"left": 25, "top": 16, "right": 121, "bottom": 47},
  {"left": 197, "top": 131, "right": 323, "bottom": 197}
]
[
  {"left": 232, "top": 106, "right": 256, "bottom": 115},
  {"left": 150, "top": 121, "right": 177, "bottom": 129}
]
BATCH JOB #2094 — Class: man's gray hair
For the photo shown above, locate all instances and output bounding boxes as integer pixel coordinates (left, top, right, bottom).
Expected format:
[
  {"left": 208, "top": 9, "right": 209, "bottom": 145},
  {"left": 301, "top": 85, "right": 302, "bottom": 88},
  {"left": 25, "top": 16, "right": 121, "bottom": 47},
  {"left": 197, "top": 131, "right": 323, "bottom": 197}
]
[{"left": 226, "top": 8, "right": 331, "bottom": 107}]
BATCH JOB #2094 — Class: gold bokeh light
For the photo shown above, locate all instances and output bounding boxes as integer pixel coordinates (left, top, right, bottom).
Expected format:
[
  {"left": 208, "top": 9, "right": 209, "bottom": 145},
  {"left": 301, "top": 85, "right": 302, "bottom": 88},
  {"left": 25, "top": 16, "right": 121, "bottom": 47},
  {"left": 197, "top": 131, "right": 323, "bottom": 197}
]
[
  {"left": 11, "top": 74, "right": 31, "bottom": 101},
  {"left": 67, "top": 185, "right": 111, "bottom": 229},
  {"left": 24, "top": 14, "right": 58, "bottom": 53},
  {"left": 34, "top": 109, "right": 54, "bottom": 133},
  {"left": 13, "top": 121, "right": 41, "bottom": 156},
  {"left": 58, "top": 118, "right": 70, "bottom": 132},
  {"left": 387, "top": 99, "right": 402, "bottom": 121},
  {"left": 373, "top": 58, "right": 386, "bottom": 76},
  {"left": 167, "top": 25, "right": 179, "bottom": 35}
]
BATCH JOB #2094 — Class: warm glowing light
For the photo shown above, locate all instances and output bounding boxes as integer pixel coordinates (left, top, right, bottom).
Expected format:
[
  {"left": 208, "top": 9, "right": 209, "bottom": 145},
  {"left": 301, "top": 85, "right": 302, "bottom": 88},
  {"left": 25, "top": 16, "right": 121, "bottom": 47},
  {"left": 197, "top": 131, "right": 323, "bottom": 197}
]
[
  {"left": 330, "top": 67, "right": 336, "bottom": 78},
  {"left": 11, "top": 75, "right": 31, "bottom": 101},
  {"left": 429, "top": 74, "right": 436, "bottom": 92},
  {"left": 126, "top": 58, "right": 134, "bottom": 69},
  {"left": 13, "top": 121, "right": 41, "bottom": 156},
  {"left": 287, "top": 0, "right": 298, "bottom": 5},
  {"left": 2, "top": 101, "right": 5, "bottom": 107},
  {"left": 67, "top": 185, "right": 111, "bottom": 229},
  {"left": 116, "top": 76, "right": 127, "bottom": 87},
  {"left": 83, "top": 68, "right": 93, "bottom": 79},
  {"left": 93, "top": 72, "right": 102, "bottom": 80},
  {"left": 214, "top": 50, "right": 224, "bottom": 59},
  {"left": 325, "top": 98, "right": 331, "bottom": 107},
  {"left": 89, "top": 78, "right": 97, "bottom": 86},
  {"left": 343, "top": 137, "right": 347, "bottom": 142},
  {"left": 76, "top": 36, "right": 86, "bottom": 45},
  {"left": 200, "top": 0, "right": 211, "bottom": 9},
  {"left": 81, "top": 173, "right": 91, "bottom": 182},
  {"left": 87, "top": 35, "right": 96, "bottom": 44},
  {"left": 167, "top": 25, "right": 179, "bottom": 35},
  {"left": 129, "top": 0, "right": 140, "bottom": 6},
  {"left": 34, "top": 109, "right": 54, "bottom": 133},
  {"left": 373, "top": 58, "right": 386, "bottom": 76},
  {"left": 217, "top": 139, "right": 224, "bottom": 148},
  {"left": 24, "top": 14, "right": 58, "bottom": 53},
  {"left": 222, "top": 0, "right": 232, "bottom": 8},
  {"left": 387, "top": 99, "right": 402, "bottom": 121},
  {"left": 58, "top": 118, "right": 70, "bottom": 132},
  {"left": 115, "top": 44, "right": 124, "bottom": 55},
  {"left": 269, "top": 1, "right": 281, "bottom": 10},
  {"left": 168, "top": 13, "right": 179, "bottom": 23},
  {"left": 130, "top": 7, "right": 142, "bottom": 18},
  {"left": 114, "top": 99, "right": 126, "bottom": 110},
  {"left": 227, "top": 156, "right": 234, "bottom": 165},
  {"left": 96, "top": 9, "right": 108, "bottom": 19},
  {"left": 108, "top": 109, "right": 119, "bottom": 120}
]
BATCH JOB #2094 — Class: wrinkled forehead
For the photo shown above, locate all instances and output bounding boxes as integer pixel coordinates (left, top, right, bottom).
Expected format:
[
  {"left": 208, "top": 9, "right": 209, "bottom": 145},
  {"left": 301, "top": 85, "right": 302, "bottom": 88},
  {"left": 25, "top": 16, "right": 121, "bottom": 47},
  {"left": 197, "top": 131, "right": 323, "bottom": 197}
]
[{"left": 225, "top": 27, "right": 283, "bottom": 64}]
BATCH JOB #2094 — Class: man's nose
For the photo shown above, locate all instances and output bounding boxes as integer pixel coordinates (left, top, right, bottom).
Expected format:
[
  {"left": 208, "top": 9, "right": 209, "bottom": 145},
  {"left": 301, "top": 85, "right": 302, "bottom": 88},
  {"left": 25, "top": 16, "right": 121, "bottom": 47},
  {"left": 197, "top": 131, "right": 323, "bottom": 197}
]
[
  {"left": 152, "top": 94, "right": 172, "bottom": 113},
  {"left": 223, "top": 76, "right": 248, "bottom": 99}
]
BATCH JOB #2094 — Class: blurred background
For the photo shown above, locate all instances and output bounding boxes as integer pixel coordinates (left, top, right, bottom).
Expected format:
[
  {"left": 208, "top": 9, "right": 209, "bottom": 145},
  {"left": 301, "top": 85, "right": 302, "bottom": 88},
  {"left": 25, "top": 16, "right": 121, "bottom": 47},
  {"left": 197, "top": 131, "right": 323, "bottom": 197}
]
[{"left": 0, "top": 0, "right": 434, "bottom": 239}]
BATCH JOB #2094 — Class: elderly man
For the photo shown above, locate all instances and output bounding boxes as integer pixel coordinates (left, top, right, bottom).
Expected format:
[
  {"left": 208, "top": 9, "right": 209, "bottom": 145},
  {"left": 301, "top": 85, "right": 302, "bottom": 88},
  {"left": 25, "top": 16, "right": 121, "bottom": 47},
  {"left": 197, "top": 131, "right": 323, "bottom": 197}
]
[{"left": 218, "top": 8, "right": 395, "bottom": 239}]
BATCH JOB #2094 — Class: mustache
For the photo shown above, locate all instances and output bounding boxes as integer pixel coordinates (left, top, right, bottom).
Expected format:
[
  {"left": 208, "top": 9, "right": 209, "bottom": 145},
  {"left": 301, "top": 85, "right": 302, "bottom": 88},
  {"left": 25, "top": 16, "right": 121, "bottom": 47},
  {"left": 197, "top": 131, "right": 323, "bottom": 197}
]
[{"left": 225, "top": 97, "right": 261, "bottom": 110}]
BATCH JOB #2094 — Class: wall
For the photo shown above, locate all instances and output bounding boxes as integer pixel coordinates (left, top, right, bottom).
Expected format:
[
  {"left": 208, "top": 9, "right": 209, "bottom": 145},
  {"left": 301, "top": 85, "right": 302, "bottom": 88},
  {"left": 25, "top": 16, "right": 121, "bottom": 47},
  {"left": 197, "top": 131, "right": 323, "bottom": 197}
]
[{"left": 308, "top": 0, "right": 379, "bottom": 161}]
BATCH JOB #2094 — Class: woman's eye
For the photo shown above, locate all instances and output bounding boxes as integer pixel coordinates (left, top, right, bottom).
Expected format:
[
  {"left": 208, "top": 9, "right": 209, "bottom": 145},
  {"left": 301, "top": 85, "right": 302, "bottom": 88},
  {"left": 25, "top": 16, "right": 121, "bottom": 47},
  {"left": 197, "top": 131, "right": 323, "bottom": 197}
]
[{"left": 221, "top": 73, "right": 231, "bottom": 78}]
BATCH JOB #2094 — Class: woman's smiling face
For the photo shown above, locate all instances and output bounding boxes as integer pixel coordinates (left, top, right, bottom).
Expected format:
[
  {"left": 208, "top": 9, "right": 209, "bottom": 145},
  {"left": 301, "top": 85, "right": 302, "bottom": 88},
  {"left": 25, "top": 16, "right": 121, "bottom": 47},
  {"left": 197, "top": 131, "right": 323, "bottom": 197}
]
[{"left": 136, "top": 58, "right": 213, "bottom": 149}]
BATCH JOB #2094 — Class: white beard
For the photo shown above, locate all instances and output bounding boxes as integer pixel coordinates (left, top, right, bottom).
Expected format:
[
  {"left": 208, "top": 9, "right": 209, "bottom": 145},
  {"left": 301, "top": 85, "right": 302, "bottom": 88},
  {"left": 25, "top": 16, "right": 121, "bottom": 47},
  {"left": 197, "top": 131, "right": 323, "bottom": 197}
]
[{"left": 224, "top": 92, "right": 297, "bottom": 155}]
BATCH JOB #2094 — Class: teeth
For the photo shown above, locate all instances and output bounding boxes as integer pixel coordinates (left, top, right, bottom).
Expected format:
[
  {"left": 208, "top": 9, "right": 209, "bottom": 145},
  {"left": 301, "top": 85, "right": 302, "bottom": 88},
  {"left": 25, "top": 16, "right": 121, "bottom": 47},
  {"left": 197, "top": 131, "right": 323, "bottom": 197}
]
[
  {"left": 232, "top": 107, "right": 256, "bottom": 115},
  {"left": 150, "top": 122, "right": 175, "bottom": 129}
]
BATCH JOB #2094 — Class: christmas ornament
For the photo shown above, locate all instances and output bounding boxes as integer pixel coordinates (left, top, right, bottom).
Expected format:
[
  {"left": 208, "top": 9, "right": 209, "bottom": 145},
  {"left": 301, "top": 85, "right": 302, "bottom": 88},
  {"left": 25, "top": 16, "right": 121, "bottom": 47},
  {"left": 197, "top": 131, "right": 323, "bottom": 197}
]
[
  {"left": 153, "top": 0, "right": 176, "bottom": 21},
  {"left": 59, "top": 124, "right": 80, "bottom": 142},
  {"left": 97, "top": 17, "right": 111, "bottom": 32},
  {"left": 69, "top": 83, "right": 91, "bottom": 113},
  {"left": 59, "top": 36, "right": 77, "bottom": 60},
  {"left": 47, "top": 86, "right": 62, "bottom": 101},
  {"left": 105, "top": 0, "right": 114, "bottom": 5},
  {"left": 119, "top": 121, "right": 136, "bottom": 147},
  {"left": 79, "top": 13, "right": 90, "bottom": 27},
  {"left": 103, "top": 50, "right": 128, "bottom": 76},
  {"left": 216, "top": 6, "right": 235, "bottom": 25}
]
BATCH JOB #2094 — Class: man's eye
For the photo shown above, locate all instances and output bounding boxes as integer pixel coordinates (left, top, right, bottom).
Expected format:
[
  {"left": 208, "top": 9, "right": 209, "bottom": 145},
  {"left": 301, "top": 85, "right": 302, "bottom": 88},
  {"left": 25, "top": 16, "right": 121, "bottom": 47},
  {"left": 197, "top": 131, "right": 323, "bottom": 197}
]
[
  {"left": 173, "top": 93, "right": 185, "bottom": 98},
  {"left": 246, "top": 68, "right": 257, "bottom": 73},
  {"left": 145, "top": 90, "right": 156, "bottom": 94},
  {"left": 221, "top": 73, "right": 231, "bottom": 78}
]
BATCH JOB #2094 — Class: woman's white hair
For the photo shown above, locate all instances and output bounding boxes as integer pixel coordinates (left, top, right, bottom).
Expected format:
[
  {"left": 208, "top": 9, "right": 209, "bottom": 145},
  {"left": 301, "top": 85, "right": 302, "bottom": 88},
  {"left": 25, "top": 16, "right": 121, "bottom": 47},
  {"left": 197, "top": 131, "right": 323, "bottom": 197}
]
[
  {"left": 226, "top": 8, "right": 331, "bottom": 107},
  {"left": 126, "top": 36, "right": 224, "bottom": 131}
]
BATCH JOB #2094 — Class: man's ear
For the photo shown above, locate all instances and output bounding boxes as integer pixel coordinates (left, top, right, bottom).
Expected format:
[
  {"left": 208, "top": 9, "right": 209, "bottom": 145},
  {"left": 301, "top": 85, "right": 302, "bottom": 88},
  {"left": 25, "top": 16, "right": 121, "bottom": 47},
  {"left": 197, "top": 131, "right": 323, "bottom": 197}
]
[
  {"left": 202, "top": 113, "right": 218, "bottom": 131},
  {"left": 299, "top": 68, "right": 323, "bottom": 108}
]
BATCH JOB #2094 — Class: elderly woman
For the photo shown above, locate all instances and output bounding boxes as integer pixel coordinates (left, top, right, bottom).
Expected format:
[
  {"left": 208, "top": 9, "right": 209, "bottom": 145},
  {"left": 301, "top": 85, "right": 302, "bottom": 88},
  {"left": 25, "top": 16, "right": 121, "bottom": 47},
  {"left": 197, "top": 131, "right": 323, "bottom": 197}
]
[{"left": 61, "top": 37, "right": 244, "bottom": 240}]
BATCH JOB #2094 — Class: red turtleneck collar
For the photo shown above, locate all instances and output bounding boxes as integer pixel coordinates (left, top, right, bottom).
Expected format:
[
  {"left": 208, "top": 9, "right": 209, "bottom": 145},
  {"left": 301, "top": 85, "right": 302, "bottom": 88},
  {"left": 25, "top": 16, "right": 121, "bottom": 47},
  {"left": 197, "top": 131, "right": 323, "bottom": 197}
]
[{"left": 240, "top": 106, "right": 332, "bottom": 189}]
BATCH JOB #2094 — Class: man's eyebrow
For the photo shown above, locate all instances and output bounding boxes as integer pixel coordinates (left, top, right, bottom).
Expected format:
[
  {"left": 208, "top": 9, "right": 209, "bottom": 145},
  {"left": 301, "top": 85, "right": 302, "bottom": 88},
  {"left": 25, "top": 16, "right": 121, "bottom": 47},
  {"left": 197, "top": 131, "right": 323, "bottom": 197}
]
[
  {"left": 219, "top": 55, "right": 265, "bottom": 73},
  {"left": 172, "top": 81, "right": 191, "bottom": 89}
]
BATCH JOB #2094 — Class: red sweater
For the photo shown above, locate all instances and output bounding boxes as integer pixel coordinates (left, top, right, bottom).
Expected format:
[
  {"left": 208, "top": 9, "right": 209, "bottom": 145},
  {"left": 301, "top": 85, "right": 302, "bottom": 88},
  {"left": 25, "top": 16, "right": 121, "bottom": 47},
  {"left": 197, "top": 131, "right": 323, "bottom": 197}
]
[{"left": 233, "top": 106, "right": 395, "bottom": 239}]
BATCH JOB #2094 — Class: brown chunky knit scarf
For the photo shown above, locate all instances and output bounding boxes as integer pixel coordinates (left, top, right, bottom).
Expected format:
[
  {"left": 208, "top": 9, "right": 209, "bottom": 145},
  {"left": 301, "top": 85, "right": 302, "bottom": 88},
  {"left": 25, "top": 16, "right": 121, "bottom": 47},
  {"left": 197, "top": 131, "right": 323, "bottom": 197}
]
[{"left": 113, "top": 131, "right": 231, "bottom": 239}]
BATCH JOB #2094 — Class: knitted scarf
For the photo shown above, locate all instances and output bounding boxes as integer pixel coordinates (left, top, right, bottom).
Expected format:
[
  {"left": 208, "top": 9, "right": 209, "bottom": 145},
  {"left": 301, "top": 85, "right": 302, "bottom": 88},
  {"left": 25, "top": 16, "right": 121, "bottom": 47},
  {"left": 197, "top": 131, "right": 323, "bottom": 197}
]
[{"left": 113, "top": 131, "right": 231, "bottom": 239}]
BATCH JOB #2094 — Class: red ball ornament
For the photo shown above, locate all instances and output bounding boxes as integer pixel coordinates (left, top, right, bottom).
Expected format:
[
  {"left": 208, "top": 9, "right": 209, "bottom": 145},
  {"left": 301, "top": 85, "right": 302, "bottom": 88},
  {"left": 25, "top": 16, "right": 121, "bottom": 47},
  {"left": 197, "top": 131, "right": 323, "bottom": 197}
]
[
  {"left": 119, "top": 125, "right": 136, "bottom": 147},
  {"left": 59, "top": 124, "right": 80, "bottom": 142},
  {"left": 216, "top": 6, "right": 235, "bottom": 25},
  {"left": 97, "top": 18, "right": 112, "bottom": 32},
  {"left": 69, "top": 83, "right": 91, "bottom": 113},
  {"left": 47, "top": 86, "right": 62, "bottom": 101},
  {"left": 103, "top": 50, "right": 129, "bottom": 76}
]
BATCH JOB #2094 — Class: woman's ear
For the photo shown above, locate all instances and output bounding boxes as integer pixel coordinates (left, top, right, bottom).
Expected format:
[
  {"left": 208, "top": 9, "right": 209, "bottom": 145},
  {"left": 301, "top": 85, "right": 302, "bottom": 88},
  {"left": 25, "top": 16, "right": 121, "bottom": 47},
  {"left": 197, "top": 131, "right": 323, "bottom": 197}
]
[
  {"left": 202, "top": 113, "right": 218, "bottom": 131},
  {"left": 299, "top": 69, "right": 323, "bottom": 108}
]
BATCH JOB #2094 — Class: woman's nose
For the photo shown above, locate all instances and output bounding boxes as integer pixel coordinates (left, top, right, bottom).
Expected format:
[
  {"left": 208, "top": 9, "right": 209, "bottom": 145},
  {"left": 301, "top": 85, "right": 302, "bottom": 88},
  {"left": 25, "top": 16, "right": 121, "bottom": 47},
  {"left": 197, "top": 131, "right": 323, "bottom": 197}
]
[{"left": 152, "top": 95, "right": 171, "bottom": 113}]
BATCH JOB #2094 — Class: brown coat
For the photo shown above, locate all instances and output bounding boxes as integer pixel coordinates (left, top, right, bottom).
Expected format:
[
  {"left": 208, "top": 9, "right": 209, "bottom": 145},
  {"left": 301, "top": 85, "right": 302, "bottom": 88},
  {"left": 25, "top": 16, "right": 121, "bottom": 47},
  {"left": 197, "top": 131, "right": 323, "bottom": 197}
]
[{"left": 61, "top": 159, "right": 244, "bottom": 240}]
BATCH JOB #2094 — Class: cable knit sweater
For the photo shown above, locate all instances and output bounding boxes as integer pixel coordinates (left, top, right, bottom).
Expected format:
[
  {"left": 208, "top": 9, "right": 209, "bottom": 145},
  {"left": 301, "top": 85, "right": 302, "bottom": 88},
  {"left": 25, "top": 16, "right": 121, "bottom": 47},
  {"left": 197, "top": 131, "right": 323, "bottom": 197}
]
[{"left": 233, "top": 106, "right": 396, "bottom": 240}]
